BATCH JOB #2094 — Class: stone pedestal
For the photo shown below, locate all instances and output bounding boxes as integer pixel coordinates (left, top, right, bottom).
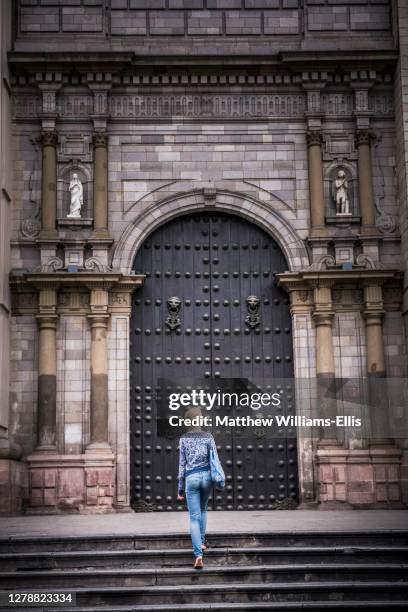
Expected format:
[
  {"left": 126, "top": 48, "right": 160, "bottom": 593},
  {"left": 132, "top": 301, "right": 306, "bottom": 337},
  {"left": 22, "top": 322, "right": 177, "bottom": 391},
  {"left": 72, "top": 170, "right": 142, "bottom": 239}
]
[
  {"left": 25, "top": 451, "right": 115, "bottom": 514},
  {"left": 0, "top": 459, "right": 27, "bottom": 515},
  {"left": 401, "top": 448, "right": 408, "bottom": 506},
  {"left": 317, "top": 446, "right": 403, "bottom": 507}
]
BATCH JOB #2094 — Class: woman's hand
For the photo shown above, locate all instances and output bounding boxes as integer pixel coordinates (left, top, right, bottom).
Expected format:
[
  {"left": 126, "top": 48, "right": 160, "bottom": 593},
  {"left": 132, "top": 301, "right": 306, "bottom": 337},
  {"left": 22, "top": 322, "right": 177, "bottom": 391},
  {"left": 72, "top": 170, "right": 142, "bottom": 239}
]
[{"left": 177, "top": 494, "right": 184, "bottom": 502}]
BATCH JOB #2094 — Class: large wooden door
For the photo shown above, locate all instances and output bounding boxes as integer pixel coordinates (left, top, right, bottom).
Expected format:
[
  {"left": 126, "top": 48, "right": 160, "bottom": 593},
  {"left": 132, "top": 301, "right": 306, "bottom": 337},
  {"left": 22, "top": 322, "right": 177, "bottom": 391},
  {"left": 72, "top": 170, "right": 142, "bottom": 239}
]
[{"left": 130, "top": 212, "right": 298, "bottom": 511}]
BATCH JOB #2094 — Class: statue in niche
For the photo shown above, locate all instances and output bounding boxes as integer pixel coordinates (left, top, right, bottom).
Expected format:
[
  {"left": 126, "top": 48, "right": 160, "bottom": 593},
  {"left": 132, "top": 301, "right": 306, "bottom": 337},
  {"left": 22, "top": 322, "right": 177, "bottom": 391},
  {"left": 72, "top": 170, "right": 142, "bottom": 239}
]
[
  {"left": 332, "top": 169, "right": 351, "bottom": 215},
  {"left": 67, "top": 173, "right": 83, "bottom": 218}
]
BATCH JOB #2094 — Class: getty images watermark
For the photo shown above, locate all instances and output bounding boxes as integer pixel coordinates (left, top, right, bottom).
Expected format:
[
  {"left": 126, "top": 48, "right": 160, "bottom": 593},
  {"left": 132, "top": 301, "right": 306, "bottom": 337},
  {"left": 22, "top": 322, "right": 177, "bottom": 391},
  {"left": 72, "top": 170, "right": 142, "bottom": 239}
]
[{"left": 166, "top": 388, "right": 361, "bottom": 429}]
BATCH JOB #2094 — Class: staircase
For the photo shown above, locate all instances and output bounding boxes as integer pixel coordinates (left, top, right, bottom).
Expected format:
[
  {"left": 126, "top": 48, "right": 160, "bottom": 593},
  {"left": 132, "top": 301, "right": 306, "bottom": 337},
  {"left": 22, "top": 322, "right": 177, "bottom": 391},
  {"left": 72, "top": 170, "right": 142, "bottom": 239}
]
[{"left": 1, "top": 530, "right": 407, "bottom": 610}]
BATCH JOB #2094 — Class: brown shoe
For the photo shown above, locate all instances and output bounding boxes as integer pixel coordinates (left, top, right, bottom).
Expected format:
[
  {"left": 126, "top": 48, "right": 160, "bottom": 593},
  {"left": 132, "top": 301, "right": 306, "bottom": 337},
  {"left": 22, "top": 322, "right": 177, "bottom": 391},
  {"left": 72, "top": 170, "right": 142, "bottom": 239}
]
[{"left": 194, "top": 556, "right": 203, "bottom": 569}]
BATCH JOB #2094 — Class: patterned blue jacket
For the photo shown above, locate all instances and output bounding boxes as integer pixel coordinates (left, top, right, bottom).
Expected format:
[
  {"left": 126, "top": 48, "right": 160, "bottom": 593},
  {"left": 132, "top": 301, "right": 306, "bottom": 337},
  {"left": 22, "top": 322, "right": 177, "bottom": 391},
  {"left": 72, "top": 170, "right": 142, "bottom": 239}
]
[{"left": 177, "top": 431, "right": 217, "bottom": 495}]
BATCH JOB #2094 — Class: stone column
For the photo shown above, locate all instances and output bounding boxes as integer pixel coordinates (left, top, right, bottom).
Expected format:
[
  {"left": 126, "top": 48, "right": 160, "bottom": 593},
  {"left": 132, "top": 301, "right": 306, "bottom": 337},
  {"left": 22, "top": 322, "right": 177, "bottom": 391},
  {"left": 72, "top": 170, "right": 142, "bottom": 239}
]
[
  {"left": 36, "top": 284, "right": 58, "bottom": 450},
  {"left": 312, "top": 282, "right": 338, "bottom": 444},
  {"left": 363, "top": 283, "right": 390, "bottom": 444},
  {"left": 92, "top": 132, "right": 109, "bottom": 239},
  {"left": 89, "top": 316, "right": 109, "bottom": 447},
  {"left": 40, "top": 131, "right": 58, "bottom": 239},
  {"left": 355, "top": 129, "right": 378, "bottom": 235},
  {"left": 87, "top": 284, "right": 111, "bottom": 450},
  {"left": 306, "top": 130, "right": 326, "bottom": 236}
]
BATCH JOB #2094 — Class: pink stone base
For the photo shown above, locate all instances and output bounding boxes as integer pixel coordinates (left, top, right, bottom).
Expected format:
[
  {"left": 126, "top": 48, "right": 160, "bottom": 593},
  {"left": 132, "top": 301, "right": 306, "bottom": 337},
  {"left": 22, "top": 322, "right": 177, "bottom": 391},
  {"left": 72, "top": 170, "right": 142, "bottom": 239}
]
[
  {"left": 0, "top": 459, "right": 28, "bottom": 515},
  {"left": 401, "top": 448, "right": 408, "bottom": 506},
  {"left": 25, "top": 451, "right": 115, "bottom": 514},
  {"left": 316, "top": 445, "right": 404, "bottom": 508}
]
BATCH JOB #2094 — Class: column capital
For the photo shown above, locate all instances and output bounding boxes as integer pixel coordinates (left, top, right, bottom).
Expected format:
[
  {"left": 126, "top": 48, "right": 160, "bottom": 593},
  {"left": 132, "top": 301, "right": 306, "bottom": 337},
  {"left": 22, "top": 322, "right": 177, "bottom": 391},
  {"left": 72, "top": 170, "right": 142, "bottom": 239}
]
[
  {"left": 312, "top": 311, "right": 335, "bottom": 328},
  {"left": 36, "top": 315, "right": 58, "bottom": 330},
  {"left": 362, "top": 310, "right": 385, "bottom": 326},
  {"left": 92, "top": 132, "right": 108, "bottom": 148},
  {"left": 41, "top": 131, "right": 58, "bottom": 148},
  {"left": 88, "top": 314, "right": 109, "bottom": 328},
  {"left": 355, "top": 128, "right": 375, "bottom": 147},
  {"left": 306, "top": 130, "right": 322, "bottom": 148}
]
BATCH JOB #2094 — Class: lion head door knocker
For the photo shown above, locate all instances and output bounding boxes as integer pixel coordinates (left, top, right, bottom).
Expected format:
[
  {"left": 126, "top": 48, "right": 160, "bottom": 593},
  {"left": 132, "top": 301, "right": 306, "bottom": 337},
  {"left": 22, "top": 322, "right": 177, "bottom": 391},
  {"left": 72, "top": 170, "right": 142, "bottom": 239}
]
[
  {"left": 165, "top": 296, "right": 182, "bottom": 331},
  {"left": 245, "top": 295, "right": 261, "bottom": 329}
]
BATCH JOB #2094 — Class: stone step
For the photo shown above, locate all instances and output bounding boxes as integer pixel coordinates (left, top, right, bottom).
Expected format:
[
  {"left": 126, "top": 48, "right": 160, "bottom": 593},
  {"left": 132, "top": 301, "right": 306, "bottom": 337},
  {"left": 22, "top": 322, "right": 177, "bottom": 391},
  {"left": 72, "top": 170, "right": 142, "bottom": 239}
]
[
  {"left": 1, "top": 531, "right": 407, "bottom": 553},
  {"left": 2, "top": 563, "right": 408, "bottom": 589},
  {"left": 39, "top": 602, "right": 408, "bottom": 612},
  {"left": 2, "top": 546, "right": 407, "bottom": 571},
  {"left": 3, "top": 582, "right": 408, "bottom": 607}
]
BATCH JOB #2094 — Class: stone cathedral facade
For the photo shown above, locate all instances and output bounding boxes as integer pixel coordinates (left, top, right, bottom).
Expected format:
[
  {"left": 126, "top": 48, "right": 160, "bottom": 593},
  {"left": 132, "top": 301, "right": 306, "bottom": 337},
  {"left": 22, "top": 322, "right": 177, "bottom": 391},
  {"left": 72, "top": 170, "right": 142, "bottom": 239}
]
[{"left": 1, "top": 0, "right": 408, "bottom": 515}]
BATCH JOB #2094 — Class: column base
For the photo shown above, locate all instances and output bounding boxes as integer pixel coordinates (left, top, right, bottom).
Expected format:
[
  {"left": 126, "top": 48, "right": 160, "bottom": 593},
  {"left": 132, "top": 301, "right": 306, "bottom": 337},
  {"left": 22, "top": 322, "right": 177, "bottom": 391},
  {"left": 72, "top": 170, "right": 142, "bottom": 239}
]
[
  {"left": 25, "top": 451, "right": 116, "bottom": 514},
  {"left": 316, "top": 445, "right": 404, "bottom": 508},
  {"left": 34, "top": 445, "right": 58, "bottom": 453},
  {"left": 0, "top": 459, "right": 27, "bottom": 515},
  {"left": 85, "top": 441, "right": 112, "bottom": 453}
]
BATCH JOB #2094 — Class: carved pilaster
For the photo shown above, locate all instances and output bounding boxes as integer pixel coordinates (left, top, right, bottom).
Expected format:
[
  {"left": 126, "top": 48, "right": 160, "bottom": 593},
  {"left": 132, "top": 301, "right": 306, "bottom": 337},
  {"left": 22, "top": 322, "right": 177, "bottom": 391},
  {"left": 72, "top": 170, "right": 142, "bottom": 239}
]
[
  {"left": 306, "top": 130, "right": 326, "bottom": 237},
  {"left": 35, "top": 282, "right": 59, "bottom": 452},
  {"left": 39, "top": 131, "right": 58, "bottom": 240},
  {"left": 355, "top": 129, "right": 379, "bottom": 238},
  {"left": 363, "top": 283, "right": 385, "bottom": 376},
  {"left": 91, "top": 132, "right": 109, "bottom": 240}
]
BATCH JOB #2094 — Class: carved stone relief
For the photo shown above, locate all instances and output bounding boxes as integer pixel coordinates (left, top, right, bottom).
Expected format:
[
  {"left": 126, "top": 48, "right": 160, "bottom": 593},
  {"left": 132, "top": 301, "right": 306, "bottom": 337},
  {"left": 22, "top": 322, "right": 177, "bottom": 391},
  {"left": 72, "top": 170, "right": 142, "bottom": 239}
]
[
  {"left": 20, "top": 138, "right": 41, "bottom": 239},
  {"left": 58, "top": 134, "right": 92, "bottom": 162}
]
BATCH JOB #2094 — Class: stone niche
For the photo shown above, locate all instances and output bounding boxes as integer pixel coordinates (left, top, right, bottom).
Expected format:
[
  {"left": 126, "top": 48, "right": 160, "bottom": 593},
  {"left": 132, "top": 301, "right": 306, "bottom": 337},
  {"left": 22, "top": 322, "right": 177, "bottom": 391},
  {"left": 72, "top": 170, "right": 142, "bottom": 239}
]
[
  {"left": 57, "top": 160, "right": 93, "bottom": 229},
  {"left": 324, "top": 162, "right": 359, "bottom": 225}
]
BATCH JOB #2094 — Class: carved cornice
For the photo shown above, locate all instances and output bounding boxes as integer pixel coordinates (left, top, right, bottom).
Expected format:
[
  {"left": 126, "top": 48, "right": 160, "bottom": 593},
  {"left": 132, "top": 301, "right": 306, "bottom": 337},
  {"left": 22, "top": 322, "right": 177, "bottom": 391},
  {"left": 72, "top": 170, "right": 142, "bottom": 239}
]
[
  {"left": 10, "top": 273, "right": 144, "bottom": 316},
  {"left": 276, "top": 270, "right": 402, "bottom": 314}
]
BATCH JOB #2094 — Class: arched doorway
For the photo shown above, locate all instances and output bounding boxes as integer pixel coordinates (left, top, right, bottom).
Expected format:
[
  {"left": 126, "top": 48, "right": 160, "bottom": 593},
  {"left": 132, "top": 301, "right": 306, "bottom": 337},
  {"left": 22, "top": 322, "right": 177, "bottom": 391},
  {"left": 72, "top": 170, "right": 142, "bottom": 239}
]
[{"left": 130, "top": 212, "right": 298, "bottom": 511}]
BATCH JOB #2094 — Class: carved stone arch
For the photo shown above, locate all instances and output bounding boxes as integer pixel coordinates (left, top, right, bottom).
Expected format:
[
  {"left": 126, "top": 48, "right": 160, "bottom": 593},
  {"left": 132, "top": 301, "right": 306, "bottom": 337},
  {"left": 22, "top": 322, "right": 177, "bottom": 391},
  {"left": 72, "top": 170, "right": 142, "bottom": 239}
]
[
  {"left": 323, "top": 160, "right": 357, "bottom": 217},
  {"left": 57, "top": 160, "right": 92, "bottom": 218},
  {"left": 111, "top": 188, "right": 309, "bottom": 274}
]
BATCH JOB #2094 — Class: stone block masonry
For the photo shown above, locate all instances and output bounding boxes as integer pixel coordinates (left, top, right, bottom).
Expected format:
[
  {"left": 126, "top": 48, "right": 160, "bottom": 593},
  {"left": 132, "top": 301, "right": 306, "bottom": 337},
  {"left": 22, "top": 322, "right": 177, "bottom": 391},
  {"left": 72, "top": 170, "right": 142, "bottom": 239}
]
[{"left": 14, "top": 0, "right": 392, "bottom": 50}]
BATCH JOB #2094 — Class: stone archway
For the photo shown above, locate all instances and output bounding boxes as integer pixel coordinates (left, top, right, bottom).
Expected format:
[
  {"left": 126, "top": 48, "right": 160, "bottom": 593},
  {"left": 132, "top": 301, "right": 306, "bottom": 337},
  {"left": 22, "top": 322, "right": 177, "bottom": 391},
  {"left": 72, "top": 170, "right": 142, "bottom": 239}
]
[
  {"left": 112, "top": 189, "right": 310, "bottom": 275},
  {"left": 109, "top": 190, "right": 315, "bottom": 510}
]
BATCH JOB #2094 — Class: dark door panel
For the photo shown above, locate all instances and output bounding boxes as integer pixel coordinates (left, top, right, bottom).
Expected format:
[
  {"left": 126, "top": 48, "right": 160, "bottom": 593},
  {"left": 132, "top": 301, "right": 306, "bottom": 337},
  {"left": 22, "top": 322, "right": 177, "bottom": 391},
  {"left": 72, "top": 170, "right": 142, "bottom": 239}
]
[{"left": 130, "top": 212, "right": 298, "bottom": 511}]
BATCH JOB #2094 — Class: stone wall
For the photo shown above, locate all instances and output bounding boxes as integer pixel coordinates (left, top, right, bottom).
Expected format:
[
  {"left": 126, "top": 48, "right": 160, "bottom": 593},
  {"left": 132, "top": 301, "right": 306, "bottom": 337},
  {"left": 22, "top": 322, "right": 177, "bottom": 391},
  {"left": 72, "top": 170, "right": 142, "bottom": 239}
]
[
  {"left": 14, "top": 0, "right": 393, "bottom": 53},
  {"left": 392, "top": 0, "right": 408, "bottom": 505},
  {"left": 3, "top": 0, "right": 408, "bottom": 512},
  {"left": 0, "top": 0, "right": 12, "bottom": 438}
]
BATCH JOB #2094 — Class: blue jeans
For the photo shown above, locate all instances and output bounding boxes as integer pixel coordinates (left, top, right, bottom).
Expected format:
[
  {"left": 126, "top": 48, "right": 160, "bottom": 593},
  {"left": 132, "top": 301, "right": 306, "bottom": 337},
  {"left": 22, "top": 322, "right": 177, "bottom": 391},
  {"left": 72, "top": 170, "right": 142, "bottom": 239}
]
[{"left": 185, "top": 469, "right": 212, "bottom": 558}]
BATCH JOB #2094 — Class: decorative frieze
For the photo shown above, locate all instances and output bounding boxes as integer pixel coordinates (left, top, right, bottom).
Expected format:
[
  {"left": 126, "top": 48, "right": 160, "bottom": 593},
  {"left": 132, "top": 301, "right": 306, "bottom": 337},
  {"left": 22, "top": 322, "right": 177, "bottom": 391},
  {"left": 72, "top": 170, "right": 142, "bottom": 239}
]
[
  {"left": 12, "top": 90, "right": 394, "bottom": 121},
  {"left": 109, "top": 93, "right": 306, "bottom": 119}
]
